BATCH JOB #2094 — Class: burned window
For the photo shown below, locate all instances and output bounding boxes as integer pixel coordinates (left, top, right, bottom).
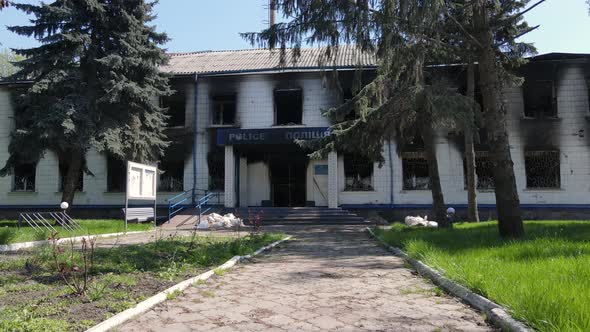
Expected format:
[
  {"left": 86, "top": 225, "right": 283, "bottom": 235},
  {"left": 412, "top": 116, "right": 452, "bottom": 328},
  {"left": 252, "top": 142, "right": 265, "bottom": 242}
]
[
  {"left": 274, "top": 88, "right": 303, "bottom": 125},
  {"left": 524, "top": 80, "right": 557, "bottom": 118},
  {"left": 208, "top": 148, "right": 225, "bottom": 191},
  {"left": 463, "top": 151, "right": 495, "bottom": 190},
  {"left": 13, "top": 163, "right": 36, "bottom": 192},
  {"left": 107, "top": 155, "right": 126, "bottom": 192},
  {"left": 158, "top": 161, "right": 184, "bottom": 192},
  {"left": 344, "top": 154, "right": 374, "bottom": 191},
  {"left": 525, "top": 150, "right": 561, "bottom": 189},
  {"left": 59, "top": 155, "right": 84, "bottom": 192},
  {"left": 158, "top": 143, "right": 185, "bottom": 192},
  {"left": 212, "top": 95, "right": 236, "bottom": 125},
  {"left": 161, "top": 83, "right": 186, "bottom": 127},
  {"left": 402, "top": 152, "right": 431, "bottom": 190}
]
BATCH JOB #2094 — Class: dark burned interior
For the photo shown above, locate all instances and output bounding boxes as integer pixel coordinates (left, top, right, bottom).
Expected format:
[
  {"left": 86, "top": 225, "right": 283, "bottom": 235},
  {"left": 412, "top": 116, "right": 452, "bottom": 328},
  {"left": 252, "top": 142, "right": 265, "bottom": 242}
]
[
  {"left": 212, "top": 95, "right": 237, "bottom": 125},
  {"left": 106, "top": 154, "right": 125, "bottom": 192},
  {"left": 58, "top": 152, "right": 84, "bottom": 192},
  {"left": 159, "top": 141, "right": 188, "bottom": 192},
  {"left": 13, "top": 163, "right": 36, "bottom": 192},
  {"left": 522, "top": 63, "right": 558, "bottom": 118},
  {"left": 274, "top": 88, "right": 303, "bottom": 125},
  {"left": 524, "top": 150, "right": 561, "bottom": 189},
  {"left": 161, "top": 78, "right": 188, "bottom": 127},
  {"left": 343, "top": 154, "right": 374, "bottom": 191}
]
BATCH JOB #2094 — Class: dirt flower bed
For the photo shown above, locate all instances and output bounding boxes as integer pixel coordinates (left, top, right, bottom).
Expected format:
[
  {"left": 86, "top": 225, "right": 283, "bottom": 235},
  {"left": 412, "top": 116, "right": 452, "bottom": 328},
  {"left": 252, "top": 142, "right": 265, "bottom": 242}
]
[{"left": 0, "top": 232, "right": 284, "bottom": 332}]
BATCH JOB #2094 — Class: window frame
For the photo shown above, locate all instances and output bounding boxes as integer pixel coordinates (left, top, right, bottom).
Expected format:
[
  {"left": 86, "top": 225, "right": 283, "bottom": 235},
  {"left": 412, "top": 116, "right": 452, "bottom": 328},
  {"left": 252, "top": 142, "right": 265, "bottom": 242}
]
[
  {"left": 160, "top": 84, "right": 187, "bottom": 128},
  {"left": 211, "top": 94, "right": 237, "bottom": 126},
  {"left": 274, "top": 88, "right": 303, "bottom": 126},
  {"left": 343, "top": 154, "right": 375, "bottom": 192},
  {"left": 106, "top": 155, "right": 126, "bottom": 193},
  {"left": 524, "top": 150, "right": 561, "bottom": 189},
  {"left": 12, "top": 163, "right": 36, "bottom": 192},
  {"left": 402, "top": 151, "right": 431, "bottom": 191},
  {"left": 523, "top": 79, "right": 558, "bottom": 119}
]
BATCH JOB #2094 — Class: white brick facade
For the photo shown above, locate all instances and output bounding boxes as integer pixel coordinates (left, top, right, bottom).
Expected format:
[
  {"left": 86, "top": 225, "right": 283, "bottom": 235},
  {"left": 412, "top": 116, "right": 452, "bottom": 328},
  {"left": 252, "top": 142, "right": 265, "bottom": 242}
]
[{"left": 0, "top": 62, "right": 589, "bottom": 210}]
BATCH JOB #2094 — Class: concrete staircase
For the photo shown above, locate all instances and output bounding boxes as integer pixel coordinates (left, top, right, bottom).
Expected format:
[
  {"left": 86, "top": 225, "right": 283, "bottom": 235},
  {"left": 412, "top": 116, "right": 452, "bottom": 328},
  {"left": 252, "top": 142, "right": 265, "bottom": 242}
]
[{"left": 227, "top": 207, "right": 368, "bottom": 225}]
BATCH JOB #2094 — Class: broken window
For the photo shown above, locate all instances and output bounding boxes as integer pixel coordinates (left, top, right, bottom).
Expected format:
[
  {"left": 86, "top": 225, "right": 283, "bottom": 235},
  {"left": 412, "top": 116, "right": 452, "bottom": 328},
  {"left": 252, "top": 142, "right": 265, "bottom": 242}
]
[
  {"left": 161, "top": 83, "right": 186, "bottom": 127},
  {"left": 13, "top": 163, "right": 36, "bottom": 192},
  {"left": 59, "top": 155, "right": 84, "bottom": 192},
  {"left": 106, "top": 155, "right": 126, "bottom": 192},
  {"left": 274, "top": 88, "right": 303, "bottom": 125},
  {"left": 402, "top": 152, "right": 431, "bottom": 190},
  {"left": 524, "top": 80, "right": 557, "bottom": 118},
  {"left": 158, "top": 143, "right": 185, "bottom": 192},
  {"left": 463, "top": 151, "right": 495, "bottom": 190},
  {"left": 212, "top": 95, "right": 237, "bottom": 125},
  {"left": 525, "top": 150, "right": 561, "bottom": 189},
  {"left": 344, "top": 154, "right": 374, "bottom": 191},
  {"left": 208, "top": 148, "right": 225, "bottom": 191}
]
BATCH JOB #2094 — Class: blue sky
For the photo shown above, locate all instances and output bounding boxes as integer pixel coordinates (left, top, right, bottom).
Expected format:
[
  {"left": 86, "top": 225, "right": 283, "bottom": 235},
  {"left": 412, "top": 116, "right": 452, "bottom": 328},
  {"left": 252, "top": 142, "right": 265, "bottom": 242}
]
[{"left": 0, "top": 0, "right": 589, "bottom": 55}]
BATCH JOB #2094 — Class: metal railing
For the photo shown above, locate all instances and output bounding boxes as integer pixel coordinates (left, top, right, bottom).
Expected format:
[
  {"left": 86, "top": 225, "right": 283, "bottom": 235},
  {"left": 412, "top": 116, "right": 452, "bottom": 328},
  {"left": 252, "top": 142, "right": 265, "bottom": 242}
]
[
  {"left": 167, "top": 190, "right": 193, "bottom": 223},
  {"left": 196, "top": 191, "right": 221, "bottom": 225},
  {"left": 167, "top": 189, "right": 222, "bottom": 225},
  {"left": 18, "top": 211, "right": 82, "bottom": 233}
]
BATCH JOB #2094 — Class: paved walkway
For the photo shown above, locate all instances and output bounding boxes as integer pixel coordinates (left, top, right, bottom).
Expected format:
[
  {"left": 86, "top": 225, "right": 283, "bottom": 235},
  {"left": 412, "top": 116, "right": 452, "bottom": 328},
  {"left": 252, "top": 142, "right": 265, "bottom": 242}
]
[{"left": 117, "top": 226, "right": 492, "bottom": 332}]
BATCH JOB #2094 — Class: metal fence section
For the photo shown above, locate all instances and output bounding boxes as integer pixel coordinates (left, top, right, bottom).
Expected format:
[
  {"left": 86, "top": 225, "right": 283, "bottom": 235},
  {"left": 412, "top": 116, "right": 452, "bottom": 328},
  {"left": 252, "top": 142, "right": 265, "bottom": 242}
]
[{"left": 18, "top": 211, "right": 82, "bottom": 233}]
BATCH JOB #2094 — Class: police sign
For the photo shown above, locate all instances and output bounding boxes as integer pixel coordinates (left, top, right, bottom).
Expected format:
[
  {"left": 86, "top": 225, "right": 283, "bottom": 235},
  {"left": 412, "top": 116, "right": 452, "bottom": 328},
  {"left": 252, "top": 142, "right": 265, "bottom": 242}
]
[{"left": 217, "top": 127, "right": 330, "bottom": 145}]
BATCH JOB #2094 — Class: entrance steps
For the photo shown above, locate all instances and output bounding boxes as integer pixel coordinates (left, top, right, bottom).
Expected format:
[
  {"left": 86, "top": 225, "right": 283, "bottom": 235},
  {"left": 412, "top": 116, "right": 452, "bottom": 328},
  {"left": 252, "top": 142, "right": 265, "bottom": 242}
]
[
  {"left": 226, "top": 207, "right": 368, "bottom": 225},
  {"left": 162, "top": 207, "right": 368, "bottom": 228}
]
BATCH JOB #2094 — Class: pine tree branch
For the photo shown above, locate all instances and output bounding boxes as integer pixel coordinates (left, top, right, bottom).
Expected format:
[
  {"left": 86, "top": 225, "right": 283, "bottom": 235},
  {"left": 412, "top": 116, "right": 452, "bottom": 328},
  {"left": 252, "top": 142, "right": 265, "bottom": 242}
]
[{"left": 503, "top": 0, "right": 546, "bottom": 25}]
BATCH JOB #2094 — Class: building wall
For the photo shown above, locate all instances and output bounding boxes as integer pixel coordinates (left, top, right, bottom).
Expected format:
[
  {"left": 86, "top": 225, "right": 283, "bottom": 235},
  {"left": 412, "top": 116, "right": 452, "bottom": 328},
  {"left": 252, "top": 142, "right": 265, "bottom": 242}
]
[{"left": 0, "top": 63, "right": 589, "bottom": 211}]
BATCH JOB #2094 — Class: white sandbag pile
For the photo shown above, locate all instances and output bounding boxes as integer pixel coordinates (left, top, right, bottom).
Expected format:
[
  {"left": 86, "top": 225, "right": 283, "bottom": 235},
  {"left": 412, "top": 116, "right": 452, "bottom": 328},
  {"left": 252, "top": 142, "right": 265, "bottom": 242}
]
[
  {"left": 196, "top": 213, "right": 245, "bottom": 229},
  {"left": 404, "top": 215, "right": 438, "bottom": 228}
]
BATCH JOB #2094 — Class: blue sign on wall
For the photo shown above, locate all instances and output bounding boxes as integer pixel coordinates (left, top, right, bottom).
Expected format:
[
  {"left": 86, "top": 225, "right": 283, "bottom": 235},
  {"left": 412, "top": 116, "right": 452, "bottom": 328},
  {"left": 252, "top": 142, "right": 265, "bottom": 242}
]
[
  {"left": 217, "top": 127, "right": 330, "bottom": 145},
  {"left": 314, "top": 165, "right": 329, "bottom": 175}
]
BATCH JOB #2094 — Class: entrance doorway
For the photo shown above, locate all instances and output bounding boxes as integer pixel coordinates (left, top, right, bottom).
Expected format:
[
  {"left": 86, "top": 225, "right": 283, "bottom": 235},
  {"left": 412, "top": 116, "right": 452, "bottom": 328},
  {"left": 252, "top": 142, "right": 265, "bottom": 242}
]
[{"left": 269, "top": 154, "right": 307, "bottom": 207}]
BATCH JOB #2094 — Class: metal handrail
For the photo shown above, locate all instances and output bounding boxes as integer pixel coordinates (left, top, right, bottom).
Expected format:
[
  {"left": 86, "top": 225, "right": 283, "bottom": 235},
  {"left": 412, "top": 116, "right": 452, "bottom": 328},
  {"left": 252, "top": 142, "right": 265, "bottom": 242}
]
[
  {"left": 167, "top": 190, "right": 192, "bottom": 223},
  {"left": 167, "top": 188, "right": 214, "bottom": 223},
  {"left": 196, "top": 192, "right": 221, "bottom": 226}
]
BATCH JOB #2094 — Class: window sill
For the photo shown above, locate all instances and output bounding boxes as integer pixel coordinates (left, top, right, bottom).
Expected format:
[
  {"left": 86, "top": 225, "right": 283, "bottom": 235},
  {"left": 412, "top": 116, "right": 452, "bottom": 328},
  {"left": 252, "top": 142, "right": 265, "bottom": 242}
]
[
  {"left": 8, "top": 191, "right": 38, "bottom": 195},
  {"left": 165, "top": 125, "right": 186, "bottom": 130},
  {"left": 209, "top": 124, "right": 239, "bottom": 128},
  {"left": 524, "top": 188, "right": 565, "bottom": 192},
  {"left": 520, "top": 116, "right": 561, "bottom": 122},
  {"left": 341, "top": 190, "right": 376, "bottom": 194},
  {"left": 463, "top": 189, "right": 495, "bottom": 193},
  {"left": 271, "top": 124, "right": 306, "bottom": 128},
  {"left": 400, "top": 189, "right": 431, "bottom": 193}
]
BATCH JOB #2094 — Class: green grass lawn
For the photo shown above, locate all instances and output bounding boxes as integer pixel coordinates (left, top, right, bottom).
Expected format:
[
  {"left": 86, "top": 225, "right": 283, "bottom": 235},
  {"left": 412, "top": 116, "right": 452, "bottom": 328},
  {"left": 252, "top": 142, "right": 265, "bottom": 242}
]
[
  {"left": 0, "top": 232, "right": 285, "bottom": 331},
  {"left": 374, "top": 221, "right": 590, "bottom": 332},
  {"left": 0, "top": 219, "right": 154, "bottom": 245}
]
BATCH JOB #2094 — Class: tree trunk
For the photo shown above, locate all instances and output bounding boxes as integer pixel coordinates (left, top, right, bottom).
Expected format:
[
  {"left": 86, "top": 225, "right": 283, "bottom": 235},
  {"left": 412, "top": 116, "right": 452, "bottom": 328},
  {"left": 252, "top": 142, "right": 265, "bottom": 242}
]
[
  {"left": 473, "top": 2, "right": 524, "bottom": 238},
  {"left": 465, "top": 62, "right": 480, "bottom": 222},
  {"left": 60, "top": 149, "right": 84, "bottom": 223},
  {"left": 421, "top": 124, "right": 448, "bottom": 226}
]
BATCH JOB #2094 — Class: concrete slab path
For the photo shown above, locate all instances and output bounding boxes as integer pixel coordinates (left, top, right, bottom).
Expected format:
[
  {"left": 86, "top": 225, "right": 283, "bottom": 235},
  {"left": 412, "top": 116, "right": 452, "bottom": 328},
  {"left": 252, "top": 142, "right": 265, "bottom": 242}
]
[{"left": 117, "top": 225, "right": 492, "bottom": 332}]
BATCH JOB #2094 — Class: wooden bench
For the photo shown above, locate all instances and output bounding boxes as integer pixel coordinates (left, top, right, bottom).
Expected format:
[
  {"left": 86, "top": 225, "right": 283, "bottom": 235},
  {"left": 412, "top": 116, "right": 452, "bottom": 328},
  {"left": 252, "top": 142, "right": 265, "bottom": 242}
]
[{"left": 122, "top": 207, "right": 155, "bottom": 222}]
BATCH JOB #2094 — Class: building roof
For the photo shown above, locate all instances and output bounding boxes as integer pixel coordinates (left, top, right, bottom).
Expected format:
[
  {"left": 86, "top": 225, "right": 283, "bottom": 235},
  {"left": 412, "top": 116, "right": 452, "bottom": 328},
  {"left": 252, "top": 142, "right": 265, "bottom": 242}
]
[
  {"left": 529, "top": 52, "right": 590, "bottom": 62},
  {"left": 162, "top": 46, "right": 378, "bottom": 76}
]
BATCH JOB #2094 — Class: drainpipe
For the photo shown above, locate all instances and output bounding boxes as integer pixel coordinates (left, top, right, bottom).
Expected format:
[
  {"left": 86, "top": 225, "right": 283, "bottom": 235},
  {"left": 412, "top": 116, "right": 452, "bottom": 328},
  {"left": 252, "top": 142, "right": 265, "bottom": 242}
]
[
  {"left": 192, "top": 74, "right": 199, "bottom": 205},
  {"left": 388, "top": 139, "right": 394, "bottom": 206}
]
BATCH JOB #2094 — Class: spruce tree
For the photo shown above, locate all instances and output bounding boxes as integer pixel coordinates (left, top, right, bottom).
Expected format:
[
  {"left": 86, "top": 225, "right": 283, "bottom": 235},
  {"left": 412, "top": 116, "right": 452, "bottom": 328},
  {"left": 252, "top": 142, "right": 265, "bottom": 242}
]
[
  {"left": 1, "top": 0, "right": 171, "bottom": 209},
  {"left": 244, "top": 0, "right": 537, "bottom": 237}
]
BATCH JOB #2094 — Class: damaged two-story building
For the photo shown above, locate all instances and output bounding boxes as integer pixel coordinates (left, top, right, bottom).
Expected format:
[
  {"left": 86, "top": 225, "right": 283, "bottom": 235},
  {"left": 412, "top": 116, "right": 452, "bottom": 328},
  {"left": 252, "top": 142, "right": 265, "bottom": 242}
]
[{"left": 0, "top": 48, "right": 589, "bottom": 219}]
